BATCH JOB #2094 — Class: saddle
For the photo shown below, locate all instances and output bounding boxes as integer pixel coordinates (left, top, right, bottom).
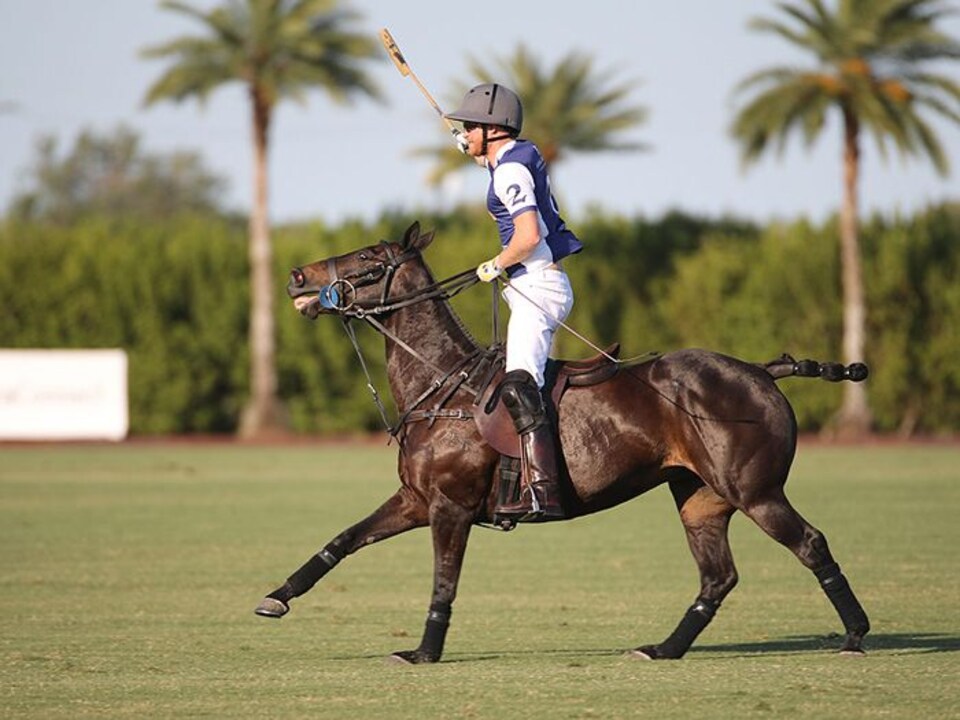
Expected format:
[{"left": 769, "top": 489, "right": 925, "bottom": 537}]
[{"left": 473, "top": 343, "right": 622, "bottom": 458}]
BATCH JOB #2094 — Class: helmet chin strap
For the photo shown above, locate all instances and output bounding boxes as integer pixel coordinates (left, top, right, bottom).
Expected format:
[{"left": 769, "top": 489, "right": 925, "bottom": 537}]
[{"left": 480, "top": 126, "right": 513, "bottom": 157}]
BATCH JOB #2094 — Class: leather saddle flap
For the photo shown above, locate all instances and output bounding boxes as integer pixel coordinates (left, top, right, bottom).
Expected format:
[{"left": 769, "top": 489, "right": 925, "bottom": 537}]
[{"left": 473, "top": 343, "right": 622, "bottom": 457}]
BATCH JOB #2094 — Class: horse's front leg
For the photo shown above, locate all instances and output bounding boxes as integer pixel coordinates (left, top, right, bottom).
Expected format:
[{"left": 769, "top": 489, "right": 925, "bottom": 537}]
[
  {"left": 389, "top": 490, "right": 475, "bottom": 664},
  {"left": 255, "top": 488, "right": 427, "bottom": 618}
]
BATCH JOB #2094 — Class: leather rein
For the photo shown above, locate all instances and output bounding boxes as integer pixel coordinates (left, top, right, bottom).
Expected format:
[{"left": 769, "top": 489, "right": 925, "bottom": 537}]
[{"left": 319, "top": 242, "right": 489, "bottom": 438}]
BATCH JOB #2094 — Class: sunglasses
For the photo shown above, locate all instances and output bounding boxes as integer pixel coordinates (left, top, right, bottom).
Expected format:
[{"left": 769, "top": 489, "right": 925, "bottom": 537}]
[{"left": 462, "top": 121, "right": 482, "bottom": 132}]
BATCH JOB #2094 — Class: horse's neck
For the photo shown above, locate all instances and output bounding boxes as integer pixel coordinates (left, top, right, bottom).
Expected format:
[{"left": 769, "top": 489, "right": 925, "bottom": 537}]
[{"left": 382, "top": 296, "right": 479, "bottom": 412}]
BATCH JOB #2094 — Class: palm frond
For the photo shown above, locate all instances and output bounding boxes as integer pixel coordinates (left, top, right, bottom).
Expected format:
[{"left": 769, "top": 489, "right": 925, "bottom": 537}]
[
  {"left": 421, "top": 45, "right": 646, "bottom": 183},
  {"left": 909, "top": 112, "right": 949, "bottom": 174},
  {"left": 773, "top": 0, "right": 844, "bottom": 57},
  {"left": 912, "top": 89, "right": 960, "bottom": 125},
  {"left": 733, "top": 66, "right": 815, "bottom": 94},
  {"left": 732, "top": 0, "right": 960, "bottom": 175},
  {"left": 142, "top": 0, "right": 381, "bottom": 111},
  {"left": 732, "top": 74, "right": 838, "bottom": 164}
]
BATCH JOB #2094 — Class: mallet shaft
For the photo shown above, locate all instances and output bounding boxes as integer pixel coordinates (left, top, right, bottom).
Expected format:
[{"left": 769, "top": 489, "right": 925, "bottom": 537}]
[{"left": 379, "top": 28, "right": 458, "bottom": 135}]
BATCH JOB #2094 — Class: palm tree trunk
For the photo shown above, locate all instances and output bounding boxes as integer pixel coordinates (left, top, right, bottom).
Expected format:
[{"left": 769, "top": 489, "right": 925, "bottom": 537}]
[
  {"left": 239, "top": 89, "right": 287, "bottom": 438},
  {"left": 834, "top": 108, "right": 872, "bottom": 438}
]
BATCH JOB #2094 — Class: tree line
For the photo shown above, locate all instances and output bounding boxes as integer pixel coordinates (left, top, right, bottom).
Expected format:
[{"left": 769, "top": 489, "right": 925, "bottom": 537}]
[{"left": 1, "top": 202, "right": 956, "bottom": 436}]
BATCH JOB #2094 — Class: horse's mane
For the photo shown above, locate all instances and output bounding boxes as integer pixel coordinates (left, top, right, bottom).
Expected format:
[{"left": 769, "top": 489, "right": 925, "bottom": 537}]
[{"left": 415, "top": 250, "right": 484, "bottom": 354}]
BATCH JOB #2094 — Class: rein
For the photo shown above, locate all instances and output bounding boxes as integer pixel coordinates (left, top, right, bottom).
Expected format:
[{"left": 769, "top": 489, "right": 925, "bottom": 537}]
[
  {"left": 319, "top": 246, "right": 484, "bottom": 438},
  {"left": 320, "top": 242, "right": 478, "bottom": 319},
  {"left": 498, "top": 276, "right": 620, "bottom": 363},
  {"left": 314, "top": 242, "right": 652, "bottom": 437}
]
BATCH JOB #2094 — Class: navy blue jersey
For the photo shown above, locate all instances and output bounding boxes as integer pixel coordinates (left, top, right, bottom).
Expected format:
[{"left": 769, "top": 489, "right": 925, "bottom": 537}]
[{"left": 487, "top": 140, "right": 582, "bottom": 277}]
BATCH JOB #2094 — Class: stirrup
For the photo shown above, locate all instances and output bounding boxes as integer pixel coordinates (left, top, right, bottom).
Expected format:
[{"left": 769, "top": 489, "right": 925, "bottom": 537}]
[{"left": 495, "top": 482, "right": 563, "bottom": 522}]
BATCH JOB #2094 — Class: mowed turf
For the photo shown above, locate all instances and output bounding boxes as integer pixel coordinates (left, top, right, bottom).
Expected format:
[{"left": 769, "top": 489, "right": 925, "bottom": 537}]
[{"left": 1, "top": 441, "right": 958, "bottom": 719}]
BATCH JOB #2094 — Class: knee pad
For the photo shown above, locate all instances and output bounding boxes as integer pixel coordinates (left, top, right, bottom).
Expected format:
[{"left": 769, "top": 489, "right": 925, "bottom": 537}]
[{"left": 500, "top": 370, "right": 544, "bottom": 433}]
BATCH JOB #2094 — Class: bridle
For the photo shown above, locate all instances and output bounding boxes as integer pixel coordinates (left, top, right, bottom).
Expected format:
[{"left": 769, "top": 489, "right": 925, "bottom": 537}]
[
  {"left": 295, "top": 241, "right": 478, "bottom": 320},
  {"left": 292, "top": 241, "right": 410, "bottom": 316},
  {"left": 291, "top": 242, "right": 488, "bottom": 438}
]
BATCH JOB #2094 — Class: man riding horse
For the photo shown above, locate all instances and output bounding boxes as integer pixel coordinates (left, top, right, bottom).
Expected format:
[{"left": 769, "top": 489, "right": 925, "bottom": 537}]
[{"left": 446, "top": 83, "right": 582, "bottom": 522}]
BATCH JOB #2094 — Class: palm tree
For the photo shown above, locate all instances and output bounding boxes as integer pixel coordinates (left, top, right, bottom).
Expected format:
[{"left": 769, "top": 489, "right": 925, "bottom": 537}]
[
  {"left": 731, "top": 0, "right": 960, "bottom": 437},
  {"left": 142, "top": 0, "right": 381, "bottom": 437},
  {"left": 422, "top": 45, "right": 648, "bottom": 184}
]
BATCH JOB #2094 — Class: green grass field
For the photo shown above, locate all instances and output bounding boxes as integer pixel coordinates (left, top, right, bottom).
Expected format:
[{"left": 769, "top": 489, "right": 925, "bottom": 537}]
[{"left": 1, "top": 441, "right": 958, "bottom": 719}]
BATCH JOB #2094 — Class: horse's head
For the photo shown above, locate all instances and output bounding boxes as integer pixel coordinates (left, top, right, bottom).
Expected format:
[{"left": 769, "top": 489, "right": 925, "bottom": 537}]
[{"left": 288, "top": 222, "right": 435, "bottom": 319}]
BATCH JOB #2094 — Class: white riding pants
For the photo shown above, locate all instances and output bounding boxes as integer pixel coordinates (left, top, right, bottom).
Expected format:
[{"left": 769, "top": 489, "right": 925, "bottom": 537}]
[{"left": 502, "top": 268, "right": 574, "bottom": 388}]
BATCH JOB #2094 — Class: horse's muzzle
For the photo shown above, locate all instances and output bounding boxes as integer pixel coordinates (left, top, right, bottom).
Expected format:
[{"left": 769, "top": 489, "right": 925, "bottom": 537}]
[
  {"left": 293, "top": 294, "right": 321, "bottom": 318},
  {"left": 288, "top": 267, "right": 323, "bottom": 318}
]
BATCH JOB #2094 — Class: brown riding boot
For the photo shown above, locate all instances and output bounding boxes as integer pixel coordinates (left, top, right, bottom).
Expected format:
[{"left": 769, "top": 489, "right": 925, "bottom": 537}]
[
  {"left": 496, "top": 424, "right": 564, "bottom": 520},
  {"left": 494, "top": 370, "right": 565, "bottom": 521}
]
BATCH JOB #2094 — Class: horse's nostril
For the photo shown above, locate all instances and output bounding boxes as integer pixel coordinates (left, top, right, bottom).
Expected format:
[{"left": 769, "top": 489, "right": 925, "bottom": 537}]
[{"left": 290, "top": 268, "right": 305, "bottom": 288}]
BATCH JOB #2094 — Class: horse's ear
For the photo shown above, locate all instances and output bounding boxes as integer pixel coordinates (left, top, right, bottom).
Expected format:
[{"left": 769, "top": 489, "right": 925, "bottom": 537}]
[
  {"left": 400, "top": 221, "right": 434, "bottom": 251},
  {"left": 400, "top": 221, "right": 421, "bottom": 250},
  {"left": 415, "top": 230, "right": 435, "bottom": 250}
]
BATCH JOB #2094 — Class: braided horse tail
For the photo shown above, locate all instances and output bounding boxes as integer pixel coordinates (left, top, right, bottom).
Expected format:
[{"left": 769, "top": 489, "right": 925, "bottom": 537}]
[{"left": 761, "top": 354, "right": 869, "bottom": 383}]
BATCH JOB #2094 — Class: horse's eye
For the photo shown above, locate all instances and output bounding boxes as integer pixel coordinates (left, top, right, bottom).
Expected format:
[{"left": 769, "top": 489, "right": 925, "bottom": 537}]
[{"left": 358, "top": 253, "right": 368, "bottom": 260}]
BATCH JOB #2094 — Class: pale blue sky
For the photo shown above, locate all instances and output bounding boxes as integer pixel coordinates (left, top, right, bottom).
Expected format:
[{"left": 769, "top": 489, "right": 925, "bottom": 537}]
[{"left": 1, "top": 0, "right": 958, "bottom": 225}]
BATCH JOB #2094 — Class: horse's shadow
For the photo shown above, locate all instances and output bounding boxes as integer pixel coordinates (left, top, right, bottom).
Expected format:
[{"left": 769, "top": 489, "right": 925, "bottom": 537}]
[
  {"left": 687, "top": 632, "right": 960, "bottom": 657},
  {"left": 337, "top": 632, "right": 960, "bottom": 664}
]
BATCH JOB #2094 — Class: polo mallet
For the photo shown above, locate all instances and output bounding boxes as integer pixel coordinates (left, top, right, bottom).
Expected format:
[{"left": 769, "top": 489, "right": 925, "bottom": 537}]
[{"left": 379, "top": 28, "right": 461, "bottom": 141}]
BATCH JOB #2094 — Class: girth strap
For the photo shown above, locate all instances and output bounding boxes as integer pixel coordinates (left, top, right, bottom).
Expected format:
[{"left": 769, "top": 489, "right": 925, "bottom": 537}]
[{"left": 404, "top": 409, "right": 473, "bottom": 423}]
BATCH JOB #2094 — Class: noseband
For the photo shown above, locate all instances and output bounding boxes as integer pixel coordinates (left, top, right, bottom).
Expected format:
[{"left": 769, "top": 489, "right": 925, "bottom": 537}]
[
  {"left": 318, "top": 241, "right": 411, "bottom": 315},
  {"left": 312, "top": 241, "right": 477, "bottom": 319}
]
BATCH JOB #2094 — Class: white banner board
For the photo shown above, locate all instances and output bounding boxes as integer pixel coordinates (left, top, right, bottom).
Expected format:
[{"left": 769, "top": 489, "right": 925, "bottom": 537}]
[{"left": 0, "top": 350, "right": 128, "bottom": 441}]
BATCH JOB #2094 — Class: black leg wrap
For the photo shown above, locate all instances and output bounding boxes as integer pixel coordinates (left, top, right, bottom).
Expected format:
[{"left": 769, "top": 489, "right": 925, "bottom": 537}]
[
  {"left": 277, "top": 544, "right": 344, "bottom": 601},
  {"left": 390, "top": 602, "right": 452, "bottom": 664},
  {"left": 266, "top": 583, "right": 295, "bottom": 604},
  {"left": 656, "top": 597, "right": 720, "bottom": 659},
  {"left": 814, "top": 563, "right": 870, "bottom": 637},
  {"left": 417, "top": 602, "right": 452, "bottom": 661}
]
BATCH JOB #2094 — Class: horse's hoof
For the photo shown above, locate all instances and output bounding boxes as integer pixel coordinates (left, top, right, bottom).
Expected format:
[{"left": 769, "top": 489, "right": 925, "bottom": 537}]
[
  {"left": 388, "top": 649, "right": 439, "bottom": 665},
  {"left": 254, "top": 597, "right": 289, "bottom": 618},
  {"left": 387, "top": 652, "right": 416, "bottom": 665},
  {"left": 839, "top": 647, "right": 866, "bottom": 657},
  {"left": 626, "top": 646, "right": 657, "bottom": 660},
  {"left": 839, "top": 635, "right": 866, "bottom": 655}
]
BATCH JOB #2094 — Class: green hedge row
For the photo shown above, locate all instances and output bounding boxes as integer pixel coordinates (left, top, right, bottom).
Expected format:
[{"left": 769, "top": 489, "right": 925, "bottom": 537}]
[{"left": 1, "top": 203, "right": 956, "bottom": 434}]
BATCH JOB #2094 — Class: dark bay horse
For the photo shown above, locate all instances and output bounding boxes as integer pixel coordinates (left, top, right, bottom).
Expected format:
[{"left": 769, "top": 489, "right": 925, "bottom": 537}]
[{"left": 256, "top": 222, "right": 870, "bottom": 664}]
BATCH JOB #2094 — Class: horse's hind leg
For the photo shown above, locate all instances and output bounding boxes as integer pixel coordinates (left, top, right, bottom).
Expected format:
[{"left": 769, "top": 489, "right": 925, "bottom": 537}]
[
  {"left": 742, "top": 490, "right": 870, "bottom": 654},
  {"left": 632, "top": 472, "right": 737, "bottom": 660},
  {"left": 255, "top": 488, "right": 427, "bottom": 618}
]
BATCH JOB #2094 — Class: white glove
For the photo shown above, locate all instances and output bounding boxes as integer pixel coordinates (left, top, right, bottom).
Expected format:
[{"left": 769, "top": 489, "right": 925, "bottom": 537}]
[
  {"left": 453, "top": 130, "right": 469, "bottom": 154},
  {"left": 476, "top": 257, "right": 502, "bottom": 282}
]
